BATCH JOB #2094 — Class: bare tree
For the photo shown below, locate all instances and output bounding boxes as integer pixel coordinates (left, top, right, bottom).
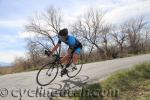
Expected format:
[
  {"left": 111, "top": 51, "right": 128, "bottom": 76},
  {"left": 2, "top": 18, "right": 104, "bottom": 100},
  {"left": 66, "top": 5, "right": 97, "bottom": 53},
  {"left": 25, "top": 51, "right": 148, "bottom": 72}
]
[
  {"left": 24, "top": 7, "right": 64, "bottom": 66},
  {"left": 144, "top": 27, "right": 150, "bottom": 48},
  {"left": 25, "top": 6, "right": 62, "bottom": 48},
  {"left": 140, "top": 27, "right": 150, "bottom": 52},
  {"left": 111, "top": 25, "right": 127, "bottom": 54},
  {"left": 100, "top": 25, "right": 112, "bottom": 58},
  {"left": 13, "top": 57, "right": 27, "bottom": 72},
  {"left": 123, "top": 16, "right": 147, "bottom": 53},
  {"left": 72, "top": 8, "right": 106, "bottom": 55},
  {"left": 26, "top": 40, "right": 41, "bottom": 68}
]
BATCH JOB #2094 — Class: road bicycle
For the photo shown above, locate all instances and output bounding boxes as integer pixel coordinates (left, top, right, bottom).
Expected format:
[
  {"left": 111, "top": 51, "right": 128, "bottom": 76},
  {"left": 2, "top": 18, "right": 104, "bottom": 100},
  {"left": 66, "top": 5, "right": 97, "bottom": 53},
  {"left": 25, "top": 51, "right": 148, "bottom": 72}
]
[{"left": 36, "top": 50, "right": 83, "bottom": 86}]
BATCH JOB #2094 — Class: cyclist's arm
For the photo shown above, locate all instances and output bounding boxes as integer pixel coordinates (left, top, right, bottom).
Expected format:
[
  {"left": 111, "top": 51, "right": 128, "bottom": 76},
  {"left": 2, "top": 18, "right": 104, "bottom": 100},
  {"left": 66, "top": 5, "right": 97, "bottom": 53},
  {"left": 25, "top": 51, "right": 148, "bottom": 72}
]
[{"left": 51, "top": 43, "right": 60, "bottom": 53}]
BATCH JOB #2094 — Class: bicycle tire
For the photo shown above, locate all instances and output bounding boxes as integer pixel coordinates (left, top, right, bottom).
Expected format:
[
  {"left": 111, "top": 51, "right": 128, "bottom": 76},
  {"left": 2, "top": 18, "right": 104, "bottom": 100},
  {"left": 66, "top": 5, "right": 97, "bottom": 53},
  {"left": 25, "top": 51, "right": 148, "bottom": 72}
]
[
  {"left": 36, "top": 63, "right": 58, "bottom": 86},
  {"left": 67, "top": 53, "right": 83, "bottom": 78}
]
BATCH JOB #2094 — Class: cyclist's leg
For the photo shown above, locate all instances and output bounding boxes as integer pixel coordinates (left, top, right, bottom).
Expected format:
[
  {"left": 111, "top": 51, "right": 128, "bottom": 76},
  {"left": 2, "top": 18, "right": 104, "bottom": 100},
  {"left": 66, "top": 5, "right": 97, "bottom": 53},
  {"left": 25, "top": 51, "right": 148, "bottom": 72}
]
[
  {"left": 60, "top": 48, "right": 72, "bottom": 65},
  {"left": 73, "top": 47, "right": 81, "bottom": 64},
  {"left": 60, "top": 48, "right": 72, "bottom": 76}
]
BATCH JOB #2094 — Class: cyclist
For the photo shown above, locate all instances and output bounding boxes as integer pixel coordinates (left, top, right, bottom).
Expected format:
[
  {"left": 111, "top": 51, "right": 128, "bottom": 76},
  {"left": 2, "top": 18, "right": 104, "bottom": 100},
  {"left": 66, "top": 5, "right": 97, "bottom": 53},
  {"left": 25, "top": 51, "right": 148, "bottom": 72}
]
[{"left": 47, "top": 28, "right": 82, "bottom": 76}]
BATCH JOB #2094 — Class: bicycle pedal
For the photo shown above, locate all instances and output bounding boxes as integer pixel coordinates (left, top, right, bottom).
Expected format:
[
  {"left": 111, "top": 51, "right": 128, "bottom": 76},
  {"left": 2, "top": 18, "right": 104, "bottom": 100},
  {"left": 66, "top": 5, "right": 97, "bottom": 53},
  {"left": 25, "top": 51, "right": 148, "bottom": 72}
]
[
  {"left": 60, "top": 74, "right": 63, "bottom": 77},
  {"left": 72, "top": 67, "right": 77, "bottom": 70},
  {"left": 60, "top": 72, "right": 65, "bottom": 77},
  {"left": 48, "top": 74, "right": 51, "bottom": 77},
  {"left": 46, "top": 73, "right": 51, "bottom": 76},
  {"left": 61, "top": 69, "right": 67, "bottom": 77}
]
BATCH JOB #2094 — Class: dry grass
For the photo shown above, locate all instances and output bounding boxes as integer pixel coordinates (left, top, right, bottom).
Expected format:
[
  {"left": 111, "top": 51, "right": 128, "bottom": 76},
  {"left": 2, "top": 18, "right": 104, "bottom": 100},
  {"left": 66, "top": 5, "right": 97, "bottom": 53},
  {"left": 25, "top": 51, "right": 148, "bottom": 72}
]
[
  {"left": 0, "top": 65, "right": 25, "bottom": 75},
  {"left": 0, "top": 67, "right": 13, "bottom": 74}
]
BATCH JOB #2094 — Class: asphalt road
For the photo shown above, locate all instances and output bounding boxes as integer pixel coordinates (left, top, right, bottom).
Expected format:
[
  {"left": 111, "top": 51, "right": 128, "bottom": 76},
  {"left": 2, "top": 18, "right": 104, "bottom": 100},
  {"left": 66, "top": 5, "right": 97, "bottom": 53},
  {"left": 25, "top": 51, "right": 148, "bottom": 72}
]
[{"left": 0, "top": 54, "right": 150, "bottom": 100}]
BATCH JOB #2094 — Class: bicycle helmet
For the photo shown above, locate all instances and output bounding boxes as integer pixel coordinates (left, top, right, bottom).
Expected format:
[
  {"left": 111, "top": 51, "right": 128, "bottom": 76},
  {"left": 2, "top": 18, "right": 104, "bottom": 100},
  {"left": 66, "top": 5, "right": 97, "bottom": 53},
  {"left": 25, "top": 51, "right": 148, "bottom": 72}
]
[{"left": 58, "top": 28, "right": 68, "bottom": 36}]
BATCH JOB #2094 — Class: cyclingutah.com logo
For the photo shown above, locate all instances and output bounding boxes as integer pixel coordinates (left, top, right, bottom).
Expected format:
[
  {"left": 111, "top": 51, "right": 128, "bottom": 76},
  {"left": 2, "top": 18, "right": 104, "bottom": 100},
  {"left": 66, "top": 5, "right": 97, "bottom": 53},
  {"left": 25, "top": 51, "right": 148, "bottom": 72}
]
[{"left": 0, "top": 87, "right": 119, "bottom": 100}]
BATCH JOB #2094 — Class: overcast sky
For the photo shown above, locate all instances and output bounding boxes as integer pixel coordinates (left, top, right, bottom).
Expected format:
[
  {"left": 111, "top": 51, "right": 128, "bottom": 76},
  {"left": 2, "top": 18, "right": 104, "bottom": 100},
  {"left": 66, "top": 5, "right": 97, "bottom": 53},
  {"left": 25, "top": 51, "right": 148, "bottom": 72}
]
[{"left": 0, "top": 0, "right": 150, "bottom": 64}]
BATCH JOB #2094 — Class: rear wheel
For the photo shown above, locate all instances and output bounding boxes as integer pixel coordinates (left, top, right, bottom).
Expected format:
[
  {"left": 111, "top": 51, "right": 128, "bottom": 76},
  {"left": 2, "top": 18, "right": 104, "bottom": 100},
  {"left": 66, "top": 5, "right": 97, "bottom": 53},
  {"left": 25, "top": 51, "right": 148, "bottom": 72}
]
[
  {"left": 36, "top": 63, "right": 58, "bottom": 86},
  {"left": 67, "top": 53, "right": 83, "bottom": 78}
]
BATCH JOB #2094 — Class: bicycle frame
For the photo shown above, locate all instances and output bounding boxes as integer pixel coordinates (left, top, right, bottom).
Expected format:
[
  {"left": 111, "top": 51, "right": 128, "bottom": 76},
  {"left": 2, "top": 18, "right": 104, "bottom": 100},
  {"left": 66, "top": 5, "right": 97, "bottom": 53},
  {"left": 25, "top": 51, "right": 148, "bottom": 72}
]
[{"left": 50, "top": 53, "right": 74, "bottom": 66}]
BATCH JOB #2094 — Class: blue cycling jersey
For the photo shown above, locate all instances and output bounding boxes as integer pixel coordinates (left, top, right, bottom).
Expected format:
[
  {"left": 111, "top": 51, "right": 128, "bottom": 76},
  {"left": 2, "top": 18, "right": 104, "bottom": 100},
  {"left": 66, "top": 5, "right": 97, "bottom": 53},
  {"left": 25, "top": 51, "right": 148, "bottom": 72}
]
[
  {"left": 58, "top": 35, "right": 81, "bottom": 48},
  {"left": 58, "top": 35, "right": 82, "bottom": 54}
]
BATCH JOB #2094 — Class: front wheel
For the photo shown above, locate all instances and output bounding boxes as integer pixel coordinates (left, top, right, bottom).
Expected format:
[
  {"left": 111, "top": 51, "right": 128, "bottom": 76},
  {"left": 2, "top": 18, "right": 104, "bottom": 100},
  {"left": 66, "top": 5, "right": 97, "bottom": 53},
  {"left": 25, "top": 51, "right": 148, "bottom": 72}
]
[
  {"left": 67, "top": 53, "right": 83, "bottom": 78},
  {"left": 36, "top": 63, "right": 58, "bottom": 86}
]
